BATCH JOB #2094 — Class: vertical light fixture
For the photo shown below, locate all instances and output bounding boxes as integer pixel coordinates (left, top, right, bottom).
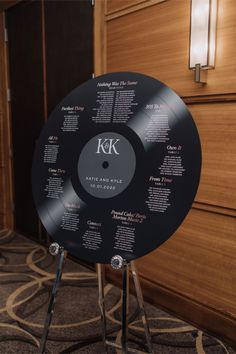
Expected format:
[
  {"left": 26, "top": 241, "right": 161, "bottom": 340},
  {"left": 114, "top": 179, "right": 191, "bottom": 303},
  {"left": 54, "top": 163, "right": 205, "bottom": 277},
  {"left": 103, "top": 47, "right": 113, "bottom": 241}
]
[{"left": 189, "top": 0, "right": 218, "bottom": 83}]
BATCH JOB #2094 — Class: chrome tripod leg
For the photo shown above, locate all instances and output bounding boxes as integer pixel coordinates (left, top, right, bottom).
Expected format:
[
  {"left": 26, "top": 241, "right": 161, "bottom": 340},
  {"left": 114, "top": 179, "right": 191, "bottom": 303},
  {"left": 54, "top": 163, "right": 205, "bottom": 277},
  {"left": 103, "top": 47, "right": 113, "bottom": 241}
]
[
  {"left": 97, "top": 263, "right": 108, "bottom": 353},
  {"left": 39, "top": 244, "right": 65, "bottom": 354},
  {"left": 130, "top": 261, "right": 154, "bottom": 354},
  {"left": 121, "top": 261, "right": 130, "bottom": 354}
]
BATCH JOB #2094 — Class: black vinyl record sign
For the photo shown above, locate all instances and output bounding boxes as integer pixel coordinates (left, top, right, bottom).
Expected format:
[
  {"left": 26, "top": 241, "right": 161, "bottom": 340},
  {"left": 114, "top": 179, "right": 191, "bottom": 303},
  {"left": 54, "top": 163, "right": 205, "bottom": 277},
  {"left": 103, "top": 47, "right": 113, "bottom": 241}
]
[{"left": 32, "top": 72, "right": 201, "bottom": 264}]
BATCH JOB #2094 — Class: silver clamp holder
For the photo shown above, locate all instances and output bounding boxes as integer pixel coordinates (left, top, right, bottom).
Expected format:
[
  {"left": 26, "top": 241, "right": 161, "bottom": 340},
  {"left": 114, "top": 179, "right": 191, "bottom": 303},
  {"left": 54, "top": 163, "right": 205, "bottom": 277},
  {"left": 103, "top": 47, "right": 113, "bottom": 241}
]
[
  {"left": 111, "top": 255, "right": 124, "bottom": 269},
  {"left": 49, "top": 242, "right": 63, "bottom": 256}
]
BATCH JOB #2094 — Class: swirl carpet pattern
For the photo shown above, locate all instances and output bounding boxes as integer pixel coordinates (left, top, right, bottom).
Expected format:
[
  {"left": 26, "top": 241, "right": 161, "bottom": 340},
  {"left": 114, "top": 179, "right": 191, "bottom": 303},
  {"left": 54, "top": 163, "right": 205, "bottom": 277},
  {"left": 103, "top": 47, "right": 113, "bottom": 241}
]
[{"left": 0, "top": 230, "right": 235, "bottom": 353}]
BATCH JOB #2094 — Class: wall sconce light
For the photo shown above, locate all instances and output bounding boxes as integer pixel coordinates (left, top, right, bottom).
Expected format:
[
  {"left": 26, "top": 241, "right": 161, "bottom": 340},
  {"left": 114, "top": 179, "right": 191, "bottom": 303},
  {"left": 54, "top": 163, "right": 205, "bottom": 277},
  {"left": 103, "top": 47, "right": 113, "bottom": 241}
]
[{"left": 189, "top": 0, "right": 217, "bottom": 83}]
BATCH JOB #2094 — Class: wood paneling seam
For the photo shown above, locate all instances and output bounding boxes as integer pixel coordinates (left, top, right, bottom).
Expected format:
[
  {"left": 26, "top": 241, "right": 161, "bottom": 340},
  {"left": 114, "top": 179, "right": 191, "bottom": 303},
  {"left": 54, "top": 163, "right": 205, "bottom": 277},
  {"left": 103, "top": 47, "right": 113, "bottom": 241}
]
[{"left": 105, "top": 0, "right": 167, "bottom": 21}]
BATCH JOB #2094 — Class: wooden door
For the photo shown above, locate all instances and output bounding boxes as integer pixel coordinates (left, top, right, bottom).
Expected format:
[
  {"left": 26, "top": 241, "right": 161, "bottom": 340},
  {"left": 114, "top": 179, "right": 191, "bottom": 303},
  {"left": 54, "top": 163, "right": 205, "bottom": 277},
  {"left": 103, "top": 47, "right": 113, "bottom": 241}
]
[
  {"left": 7, "top": 0, "right": 93, "bottom": 240},
  {"left": 7, "top": 1, "right": 44, "bottom": 238},
  {"left": 45, "top": 0, "right": 93, "bottom": 115}
]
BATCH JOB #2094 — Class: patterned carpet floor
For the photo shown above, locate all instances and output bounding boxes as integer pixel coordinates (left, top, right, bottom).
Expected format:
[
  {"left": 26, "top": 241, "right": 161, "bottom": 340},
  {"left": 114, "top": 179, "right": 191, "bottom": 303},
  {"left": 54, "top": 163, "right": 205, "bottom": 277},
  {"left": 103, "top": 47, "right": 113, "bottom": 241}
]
[{"left": 0, "top": 229, "right": 235, "bottom": 354}]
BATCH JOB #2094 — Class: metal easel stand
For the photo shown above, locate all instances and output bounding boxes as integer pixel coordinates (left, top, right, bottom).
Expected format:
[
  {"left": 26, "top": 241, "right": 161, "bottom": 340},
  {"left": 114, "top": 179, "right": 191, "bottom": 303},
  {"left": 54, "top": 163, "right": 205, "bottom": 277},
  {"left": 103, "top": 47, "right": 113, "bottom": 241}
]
[
  {"left": 98, "top": 256, "right": 154, "bottom": 354},
  {"left": 39, "top": 243, "right": 66, "bottom": 354}
]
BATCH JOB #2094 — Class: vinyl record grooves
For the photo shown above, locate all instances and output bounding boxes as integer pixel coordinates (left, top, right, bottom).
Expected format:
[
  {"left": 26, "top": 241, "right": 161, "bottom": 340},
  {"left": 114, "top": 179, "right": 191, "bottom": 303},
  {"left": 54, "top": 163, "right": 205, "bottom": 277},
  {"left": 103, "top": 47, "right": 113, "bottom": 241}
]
[{"left": 32, "top": 72, "right": 201, "bottom": 263}]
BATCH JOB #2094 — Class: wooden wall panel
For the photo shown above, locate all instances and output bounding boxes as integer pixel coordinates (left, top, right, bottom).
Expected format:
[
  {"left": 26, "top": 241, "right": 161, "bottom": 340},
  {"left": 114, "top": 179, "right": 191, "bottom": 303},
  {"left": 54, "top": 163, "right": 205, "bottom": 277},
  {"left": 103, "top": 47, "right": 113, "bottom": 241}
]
[
  {"left": 190, "top": 102, "right": 236, "bottom": 210},
  {"left": 106, "top": 0, "right": 236, "bottom": 97},
  {"left": 106, "top": 0, "right": 166, "bottom": 21},
  {"left": 136, "top": 208, "right": 236, "bottom": 317},
  {"left": 96, "top": 0, "right": 236, "bottom": 345},
  {"left": 106, "top": 0, "right": 146, "bottom": 14},
  {"left": 94, "top": 0, "right": 106, "bottom": 75}
]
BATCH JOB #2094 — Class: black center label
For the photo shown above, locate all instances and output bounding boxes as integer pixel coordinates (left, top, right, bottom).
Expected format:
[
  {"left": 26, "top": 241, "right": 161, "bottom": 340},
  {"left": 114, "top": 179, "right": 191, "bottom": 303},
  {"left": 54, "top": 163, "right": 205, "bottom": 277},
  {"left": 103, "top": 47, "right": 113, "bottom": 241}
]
[{"left": 78, "top": 132, "right": 136, "bottom": 199}]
